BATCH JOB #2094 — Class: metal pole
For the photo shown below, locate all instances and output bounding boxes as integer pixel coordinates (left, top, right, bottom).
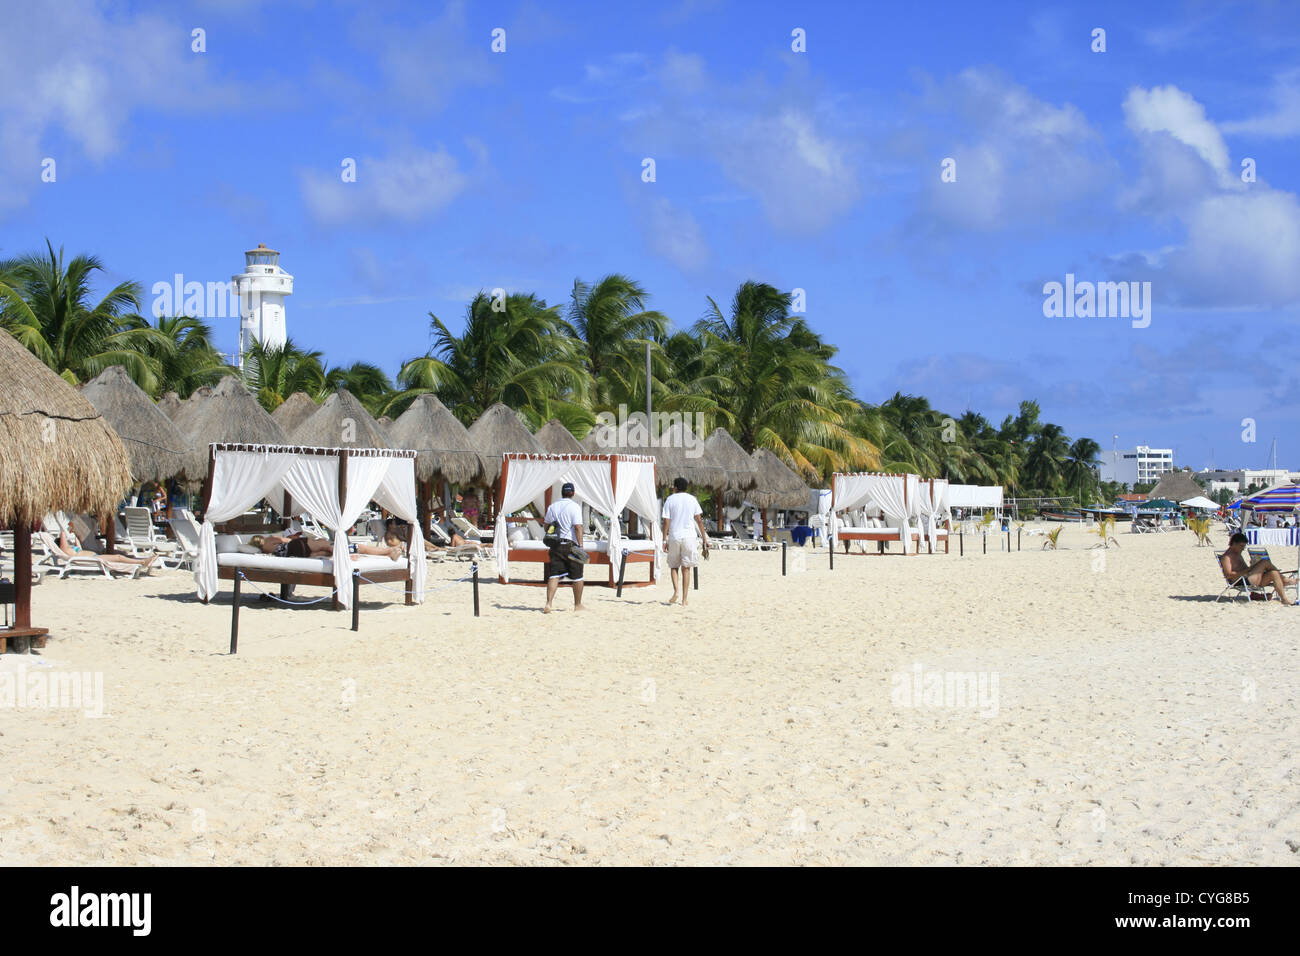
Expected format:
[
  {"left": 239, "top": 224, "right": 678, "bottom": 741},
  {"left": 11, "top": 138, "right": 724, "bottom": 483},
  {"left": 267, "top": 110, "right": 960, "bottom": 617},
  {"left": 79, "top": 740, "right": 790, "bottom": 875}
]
[
  {"left": 230, "top": 574, "right": 241, "bottom": 655},
  {"left": 645, "top": 341, "right": 652, "bottom": 422},
  {"left": 473, "top": 564, "right": 480, "bottom": 617},
  {"left": 351, "top": 572, "right": 360, "bottom": 632},
  {"left": 782, "top": 541, "right": 787, "bottom": 576},
  {"left": 616, "top": 552, "right": 629, "bottom": 598}
]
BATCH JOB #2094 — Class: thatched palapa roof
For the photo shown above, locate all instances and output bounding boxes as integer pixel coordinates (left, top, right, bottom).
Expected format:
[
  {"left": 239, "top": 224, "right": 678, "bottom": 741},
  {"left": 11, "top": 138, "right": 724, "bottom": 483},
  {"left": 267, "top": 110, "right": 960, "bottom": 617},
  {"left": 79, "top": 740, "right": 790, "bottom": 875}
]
[
  {"left": 734, "top": 448, "right": 809, "bottom": 510},
  {"left": 581, "top": 417, "right": 724, "bottom": 488},
  {"left": 1149, "top": 470, "right": 1204, "bottom": 504},
  {"left": 0, "top": 329, "right": 132, "bottom": 526},
  {"left": 534, "top": 419, "right": 585, "bottom": 456},
  {"left": 180, "top": 376, "right": 288, "bottom": 475},
  {"left": 387, "top": 394, "right": 485, "bottom": 485},
  {"left": 703, "top": 427, "right": 758, "bottom": 492},
  {"left": 271, "top": 392, "right": 319, "bottom": 435},
  {"left": 292, "top": 389, "right": 391, "bottom": 449},
  {"left": 468, "top": 403, "right": 545, "bottom": 470},
  {"left": 157, "top": 391, "right": 183, "bottom": 420},
  {"left": 79, "top": 365, "right": 189, "bottom": 484}
]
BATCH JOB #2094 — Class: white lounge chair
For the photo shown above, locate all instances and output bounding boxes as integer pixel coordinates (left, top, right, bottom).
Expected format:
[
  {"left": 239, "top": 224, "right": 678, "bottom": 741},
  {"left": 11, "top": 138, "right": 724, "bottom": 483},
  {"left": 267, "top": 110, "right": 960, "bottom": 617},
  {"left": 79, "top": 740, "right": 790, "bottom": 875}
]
[
  {"left": 35, "top": 531, "right": 148, "bottom": 579},
  {"left": 429, "top": 521, "right": 485, "bottom": 561},
  {"left": 122, "top": 506, "right": 178, "bottom": 558},
  {"left": 167, "top": 516, "right": 204, "bottom": 571}
]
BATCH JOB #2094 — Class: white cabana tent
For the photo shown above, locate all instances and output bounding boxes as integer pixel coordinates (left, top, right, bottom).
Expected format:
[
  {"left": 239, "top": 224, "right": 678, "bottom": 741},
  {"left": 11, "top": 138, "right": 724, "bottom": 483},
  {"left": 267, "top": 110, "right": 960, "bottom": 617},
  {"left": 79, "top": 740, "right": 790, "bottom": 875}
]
[
  {"left": 194, "top": 443, "right": 426, "bottom": 610},
  {"left": 493, "top": 453, "right": 661, "bottom": 586},
  {"left": 943, "top": 484, "right": 1004, "bottom": 514},
  {"left": 830, "top": 472, "right": 920, "bottom": 555},
  {"left": 1180, "top": 496, "right": 1219, "bottom": 511}
]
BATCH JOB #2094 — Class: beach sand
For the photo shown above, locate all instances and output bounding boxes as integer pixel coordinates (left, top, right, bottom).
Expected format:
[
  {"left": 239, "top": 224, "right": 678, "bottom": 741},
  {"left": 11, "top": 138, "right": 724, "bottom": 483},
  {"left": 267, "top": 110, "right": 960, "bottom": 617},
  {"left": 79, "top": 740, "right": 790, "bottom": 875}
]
[{"left": 2, "top": 524, "right": 1297, "bottom": 866}]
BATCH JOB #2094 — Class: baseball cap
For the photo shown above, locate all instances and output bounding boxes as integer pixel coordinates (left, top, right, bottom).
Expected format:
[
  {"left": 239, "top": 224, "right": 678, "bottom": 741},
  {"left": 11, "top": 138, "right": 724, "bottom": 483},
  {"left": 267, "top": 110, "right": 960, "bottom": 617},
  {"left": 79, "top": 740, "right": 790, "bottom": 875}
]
[{"left": 561, "top": 482, "right": 575, "bottom": 495}]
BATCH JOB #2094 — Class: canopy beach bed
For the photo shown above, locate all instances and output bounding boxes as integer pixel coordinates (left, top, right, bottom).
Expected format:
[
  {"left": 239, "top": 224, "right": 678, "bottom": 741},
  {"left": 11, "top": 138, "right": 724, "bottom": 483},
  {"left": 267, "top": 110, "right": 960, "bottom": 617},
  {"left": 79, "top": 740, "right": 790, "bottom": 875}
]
[
  {"left": 493, "top": 452, "right": 661, "bottom": 588},
  {"left": 829, "top": 472, "right": 951, "bottom": 555},
  {"left": 194, "top": 443, "right": 427, "bottom": 610}
]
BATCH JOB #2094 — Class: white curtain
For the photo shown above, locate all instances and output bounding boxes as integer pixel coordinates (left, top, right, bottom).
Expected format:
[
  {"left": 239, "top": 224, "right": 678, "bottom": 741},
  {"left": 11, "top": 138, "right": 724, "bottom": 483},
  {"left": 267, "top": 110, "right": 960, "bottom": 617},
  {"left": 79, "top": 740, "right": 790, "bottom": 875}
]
[
  {"left": 493, "top": 458, "right": 572, "bottom": 581},
  {"left": 830, "top": 473, "right": 915, "bottom": 553},
  {"left": 373, "top": 457, "right": 426, "bottom": 603},
  {"left": 618, "top": 458, "right": 662, "bottom": 580},
  {"left": 194, "top": 449, "right": 297, "bottom": 601}
]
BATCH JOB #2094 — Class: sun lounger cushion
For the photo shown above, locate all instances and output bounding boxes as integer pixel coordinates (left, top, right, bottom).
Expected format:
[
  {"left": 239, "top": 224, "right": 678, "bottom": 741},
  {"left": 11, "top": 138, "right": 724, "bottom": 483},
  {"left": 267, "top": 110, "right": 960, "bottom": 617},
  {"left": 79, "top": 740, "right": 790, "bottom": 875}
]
[{"left": 509, "top": 539, "right": 611, "bottom": 554}]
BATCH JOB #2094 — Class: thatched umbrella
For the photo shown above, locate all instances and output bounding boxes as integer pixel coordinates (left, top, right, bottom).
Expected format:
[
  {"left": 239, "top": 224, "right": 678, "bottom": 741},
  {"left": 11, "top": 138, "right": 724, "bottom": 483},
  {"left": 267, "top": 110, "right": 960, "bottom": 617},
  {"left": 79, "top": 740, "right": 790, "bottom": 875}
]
[
  {"left": 157, "top": 391, "right": 183, "bottom": 420},
  {"left": 535, "top": 419, "right": 585, "bottom": 456},
  {"left": 181, "top": 376, "right": 288, "bottom": 479},
  {"left": 581, "top": 419, "right": 724, "bottom": 489},
  {"left": 171, "top": 385, "right": 212, "bottom": 438},
  {"left": 0, "top": 330, "right": 132, "bottom": 645},
  {"left": 271, "top": 391, "right": 319, "bottom": 436},
  {"left": 388, "top": 395, "right": 484, "bottom": 486},
  {"left": 1149, "top": 470, "right": 1204, "bottom": 505},
  {"left": 742, "top": 448, "right": 810, "bottom": 511},
  {"left": 291, "top": 389, "right": 390, "bottom": 449},
  {"left": 79, "top": 365, "right": 189, "bottom": 485},
  {"left": 467, "top": 403, "right": 545, "bottom": 522},
  {"left": 704, "top": 428, "right": 758, "bottom": 492}
]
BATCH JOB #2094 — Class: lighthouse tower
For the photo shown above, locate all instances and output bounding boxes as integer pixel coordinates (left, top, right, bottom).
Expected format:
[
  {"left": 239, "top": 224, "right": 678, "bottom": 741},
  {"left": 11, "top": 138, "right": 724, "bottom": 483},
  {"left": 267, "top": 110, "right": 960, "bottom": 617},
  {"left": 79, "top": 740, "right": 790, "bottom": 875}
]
[{"left": 232, "top": 243, "right": 293, "bottom": 368}]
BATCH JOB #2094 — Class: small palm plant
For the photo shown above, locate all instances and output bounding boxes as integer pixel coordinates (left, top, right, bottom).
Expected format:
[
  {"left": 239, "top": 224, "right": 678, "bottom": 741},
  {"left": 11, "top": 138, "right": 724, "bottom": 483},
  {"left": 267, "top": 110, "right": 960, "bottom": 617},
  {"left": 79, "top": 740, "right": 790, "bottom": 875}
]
[
  {"left": 1043, "top": 526, "right": 1063, "bottom": 550},
  {"left": 1187, "top": 516, "right": 1212, "bottom": 547},
  {"left": 1091, "top": 515, "right": 1120, "bottom": 549},
  {"left": 978, "top": 512, "right": 997, "bottom": 534}
]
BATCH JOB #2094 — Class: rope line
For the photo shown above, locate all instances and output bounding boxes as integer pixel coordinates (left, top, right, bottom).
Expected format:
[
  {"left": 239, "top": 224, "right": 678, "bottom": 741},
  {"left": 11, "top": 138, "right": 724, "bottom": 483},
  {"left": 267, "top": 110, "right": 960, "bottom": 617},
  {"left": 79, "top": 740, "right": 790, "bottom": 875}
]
[{"left": 235, "top": 572, "right": 334, "bottom": 605}]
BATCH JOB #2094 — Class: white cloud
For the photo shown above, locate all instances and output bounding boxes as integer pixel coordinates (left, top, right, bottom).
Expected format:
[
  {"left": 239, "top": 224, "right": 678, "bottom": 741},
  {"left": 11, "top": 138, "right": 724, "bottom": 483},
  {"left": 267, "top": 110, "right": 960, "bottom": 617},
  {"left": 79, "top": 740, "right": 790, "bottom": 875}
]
[
  {"left": 1221, "top": 69, "right": 1300, "bottom": 139},
  {"left": 0, "top": 0, "right": 241, "bottom": 215},
  {"left": 914, "top": 69, "right": 1113, "bottom": 232},
  {"left": 642, "top": 197, "right": 709, "bottom": 272},
  {"left": 299, "top": 147, "right": 472, "bottom": 225},
  {"left": 1113, "top": 85, "right": 1300, "bottom": 309}
]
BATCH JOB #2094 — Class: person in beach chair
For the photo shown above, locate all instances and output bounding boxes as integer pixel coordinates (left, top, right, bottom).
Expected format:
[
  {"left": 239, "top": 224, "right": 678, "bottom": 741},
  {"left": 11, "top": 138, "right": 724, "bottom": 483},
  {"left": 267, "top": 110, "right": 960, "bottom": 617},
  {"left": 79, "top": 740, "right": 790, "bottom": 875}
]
[
  {"left": 55, "top": 531, "right": 157, "bottom": 568},
  {"left": 250, "top": 531, "right": 406, "bottom": 562},
  {"left": 1220, "top": 532, "right": 1295, "bottom": 604}
]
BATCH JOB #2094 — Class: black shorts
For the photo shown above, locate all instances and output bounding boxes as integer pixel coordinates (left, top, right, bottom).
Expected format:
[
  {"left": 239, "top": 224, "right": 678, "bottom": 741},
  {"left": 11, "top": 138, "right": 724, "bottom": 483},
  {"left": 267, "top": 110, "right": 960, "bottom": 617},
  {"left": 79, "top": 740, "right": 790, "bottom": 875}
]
[{"left": 547, "top": 546, "right": 584, "bottom": 582}]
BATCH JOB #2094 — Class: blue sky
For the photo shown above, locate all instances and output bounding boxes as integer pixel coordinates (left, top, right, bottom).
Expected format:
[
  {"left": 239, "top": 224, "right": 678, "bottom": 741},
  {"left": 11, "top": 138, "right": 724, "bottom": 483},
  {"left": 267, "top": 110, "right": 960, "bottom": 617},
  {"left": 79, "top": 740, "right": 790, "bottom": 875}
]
[{"left": 3, "top": 0, "right": 1299, "bottom": 470}]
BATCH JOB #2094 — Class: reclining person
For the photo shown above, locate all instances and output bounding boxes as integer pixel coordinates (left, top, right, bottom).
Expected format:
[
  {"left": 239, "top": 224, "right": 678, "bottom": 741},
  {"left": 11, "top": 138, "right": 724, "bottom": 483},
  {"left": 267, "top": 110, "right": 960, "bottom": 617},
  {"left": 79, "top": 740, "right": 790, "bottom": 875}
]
[
  {"left": 1221, "top": 532, "right": 1296, "bottom": 604},
  {"left": 250, "top": 530, "right": 406, "bottom": 562},
  {"left": 55, "top": 531, "right": 157, "bottom": 568}
]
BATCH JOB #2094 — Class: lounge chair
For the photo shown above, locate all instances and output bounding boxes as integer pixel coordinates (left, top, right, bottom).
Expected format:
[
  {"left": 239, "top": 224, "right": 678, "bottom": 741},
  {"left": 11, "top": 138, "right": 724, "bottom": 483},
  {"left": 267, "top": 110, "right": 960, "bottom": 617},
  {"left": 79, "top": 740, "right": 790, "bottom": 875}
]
[
  {"left": 428, "top": 520, "right": 484, "bottom": 561},
  {"left": 1215, "top": 549, "right": 1295, "bottom": 603},
  {"left": 122, "top": 506, "right": 177, "bottom": 558},
  {"left": 167, "top": 516, "right": 204, "bottom": 571},
  {"left": 35, "top": 531, "right": 148, "bottom": 579},
  {"left": 450, "top": 514, "right": 484, "bottom": 541}
]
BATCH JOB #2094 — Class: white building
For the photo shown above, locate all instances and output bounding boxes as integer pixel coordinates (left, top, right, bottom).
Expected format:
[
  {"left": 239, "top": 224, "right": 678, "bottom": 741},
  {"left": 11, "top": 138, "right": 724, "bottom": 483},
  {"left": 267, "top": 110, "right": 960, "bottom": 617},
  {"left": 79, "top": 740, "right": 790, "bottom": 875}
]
[
  {"left": 232, "top": 243, "right": 293, "bottom": 367},
  {"left": 1099, "top": 446, "right": 1174, "bottom": 486}
]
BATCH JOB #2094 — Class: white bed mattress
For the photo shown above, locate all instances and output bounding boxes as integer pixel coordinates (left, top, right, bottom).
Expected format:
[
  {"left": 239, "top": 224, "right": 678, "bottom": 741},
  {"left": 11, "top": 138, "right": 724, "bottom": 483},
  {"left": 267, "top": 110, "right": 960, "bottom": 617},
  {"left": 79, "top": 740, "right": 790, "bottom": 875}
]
[
  {"left": 510, "top": 540, "right": 612, "bottom": 553},
  {"left": 217, "top": 553, "right": 407, "bottom": 574}
]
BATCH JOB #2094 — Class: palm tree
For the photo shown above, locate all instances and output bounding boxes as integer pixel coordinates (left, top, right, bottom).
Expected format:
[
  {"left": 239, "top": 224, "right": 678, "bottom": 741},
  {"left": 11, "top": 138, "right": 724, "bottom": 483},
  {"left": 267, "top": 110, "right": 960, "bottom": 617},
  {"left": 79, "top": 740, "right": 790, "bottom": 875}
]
[
  {"left": 396, "top": 291, "right": 589, "bottom": 427},
  {"left": 121, "top": 313, "right": 232, "bottom": 398},
  {"left": 691, "top": 281, "right": 876, "bottom": 480},
  {"left": 564, "top": 274, "right": 668, "bottom": 413},
  {"left": 0, "top": 240, "right": 162, "bottom": 388},
  {"left": 878, "top": 393, "right": 940, "bottom": 475},
  {"left": 1023, "top": 423, "right": 1071, "bottom": 495},
  {"left": 241, "top": 338, "right": 327, "bottom": 412},
  {"left": 324, "top": 362, "right": 393, "bottom": 416},
  {"left": 1065, "top": 437, "right": 1103, "bottom": 504}
]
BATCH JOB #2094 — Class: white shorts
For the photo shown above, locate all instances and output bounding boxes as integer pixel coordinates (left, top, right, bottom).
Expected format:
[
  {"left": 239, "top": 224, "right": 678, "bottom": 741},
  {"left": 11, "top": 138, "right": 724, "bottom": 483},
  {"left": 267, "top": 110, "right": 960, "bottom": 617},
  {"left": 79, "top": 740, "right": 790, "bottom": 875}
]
[{"left": 667, "top": 536, "right": 700, "bottom": 569}]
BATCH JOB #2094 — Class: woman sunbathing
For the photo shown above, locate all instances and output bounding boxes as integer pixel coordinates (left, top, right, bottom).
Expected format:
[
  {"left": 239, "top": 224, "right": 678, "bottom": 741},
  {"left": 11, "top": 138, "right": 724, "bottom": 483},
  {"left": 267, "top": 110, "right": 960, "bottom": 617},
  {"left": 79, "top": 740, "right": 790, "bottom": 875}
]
[
  {"left": 249, "top": 531, "right": 405, "bottom": 562},
  {"left": 56, "top": 532, "right": 157, "bottom": 568}
]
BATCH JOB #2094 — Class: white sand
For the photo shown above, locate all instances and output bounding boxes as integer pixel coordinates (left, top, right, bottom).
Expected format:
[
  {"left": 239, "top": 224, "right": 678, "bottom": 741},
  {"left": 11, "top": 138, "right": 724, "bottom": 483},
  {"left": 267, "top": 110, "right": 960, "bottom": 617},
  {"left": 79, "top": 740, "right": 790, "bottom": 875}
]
[{"left": 2, "top": 525, "right": 1297, "bottom": 865}]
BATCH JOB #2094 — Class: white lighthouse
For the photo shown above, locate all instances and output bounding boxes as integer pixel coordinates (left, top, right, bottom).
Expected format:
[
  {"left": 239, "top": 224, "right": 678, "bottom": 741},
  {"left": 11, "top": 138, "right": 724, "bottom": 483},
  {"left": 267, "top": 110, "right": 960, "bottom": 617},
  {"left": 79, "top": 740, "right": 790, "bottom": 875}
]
[{"left": 232, "top": 242, "right": 293, "bottom": 368}]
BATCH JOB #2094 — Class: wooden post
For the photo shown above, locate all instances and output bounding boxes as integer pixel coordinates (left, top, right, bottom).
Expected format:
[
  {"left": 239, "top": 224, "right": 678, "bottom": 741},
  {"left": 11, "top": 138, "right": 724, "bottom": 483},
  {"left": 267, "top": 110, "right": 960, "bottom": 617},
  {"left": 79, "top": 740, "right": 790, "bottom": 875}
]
[
  {"left": 104, "top": 508, "right": 117, "bottom": 553},
  {"left": 14, "top": 522, "right": 32, "bottom": 629},
  {"left": 692, "top": 565, "right": 698, "bottom": 590},
  {"left": 200, "top": 444, "right": 216, "bottom": 521},
  {"left": 616, "top": 551, "right": 629, "bottom": 597},
  {"left": 960, "top": 529, "right": 964, "bottom": 556},
  {"left": 351, "top": 572, "right": 360, "bottom": 632},
  {"left": 473, "top": 565, "right": 480, "bottom": 616},
  {"left": 229, "top": 573, "right": 241, "bottom": 654},
  {"left": 782, "top": 540, "right": 787, "bottom": 575}
]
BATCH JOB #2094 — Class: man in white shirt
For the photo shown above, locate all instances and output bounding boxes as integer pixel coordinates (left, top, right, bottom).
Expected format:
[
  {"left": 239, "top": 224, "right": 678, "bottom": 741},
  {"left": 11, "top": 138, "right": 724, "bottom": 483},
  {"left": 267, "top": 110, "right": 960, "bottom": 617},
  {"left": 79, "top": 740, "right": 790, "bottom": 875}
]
[
  {"left": 661, "top": 476, "right": 708, "bottom": 606},
  {"left": 543, "top": 482, "right": 585, "bottom": 613}
]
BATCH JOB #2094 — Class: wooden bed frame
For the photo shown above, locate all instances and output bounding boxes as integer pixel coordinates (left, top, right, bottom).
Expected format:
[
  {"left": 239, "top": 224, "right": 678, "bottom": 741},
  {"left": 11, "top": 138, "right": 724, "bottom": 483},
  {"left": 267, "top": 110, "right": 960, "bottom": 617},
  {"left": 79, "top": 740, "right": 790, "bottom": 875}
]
[
  {"left": 495, "top": 453, "right": 659, "bottom": 588},
  {"left": 831, "top": 473, "right": 951, "bottom": 556},
  {"left": 199, "top": 444, "right": 417, "bottom": 609}
]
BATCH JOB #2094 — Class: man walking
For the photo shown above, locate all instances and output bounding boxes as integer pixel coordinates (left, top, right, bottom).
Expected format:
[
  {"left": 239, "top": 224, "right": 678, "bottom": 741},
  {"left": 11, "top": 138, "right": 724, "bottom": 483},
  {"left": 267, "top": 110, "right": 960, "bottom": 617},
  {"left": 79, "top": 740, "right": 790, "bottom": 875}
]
[
  {"left": 544, "top": 482, "right": 585, "bottom": 613},
  {"left": 661, "top": 476, "right": 708, "bottom": 606}
]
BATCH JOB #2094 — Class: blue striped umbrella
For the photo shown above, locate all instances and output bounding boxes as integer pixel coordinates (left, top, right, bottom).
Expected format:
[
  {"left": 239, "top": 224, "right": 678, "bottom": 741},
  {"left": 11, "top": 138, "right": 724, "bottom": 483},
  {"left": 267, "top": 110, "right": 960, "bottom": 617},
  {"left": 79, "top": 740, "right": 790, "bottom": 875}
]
[{"left": 1242, "top": 484, "right": 1300, "bottom": 512}]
